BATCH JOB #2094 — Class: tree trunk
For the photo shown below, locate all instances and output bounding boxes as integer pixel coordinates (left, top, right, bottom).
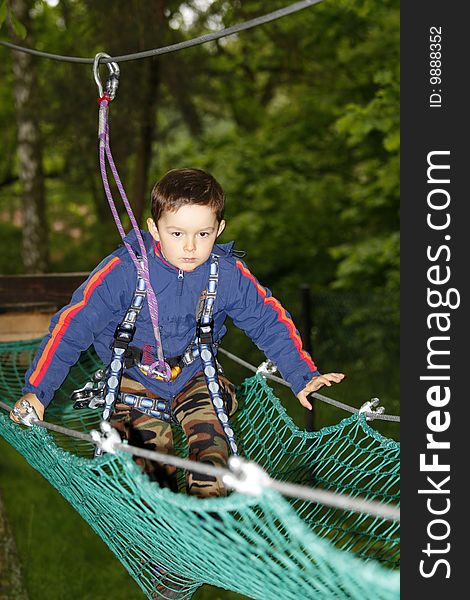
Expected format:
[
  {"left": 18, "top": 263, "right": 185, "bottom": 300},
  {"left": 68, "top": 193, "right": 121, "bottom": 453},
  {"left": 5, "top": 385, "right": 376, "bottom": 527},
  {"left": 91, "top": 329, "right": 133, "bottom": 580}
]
[
  {"left": 131, "top": 57, "right": 161, "bottom": 226},
  {"left": 166, "top": 64, "right": 203, "bottom": 138},
  {"left": 10, "top": 0, "right": 49, "bottom": 273}
]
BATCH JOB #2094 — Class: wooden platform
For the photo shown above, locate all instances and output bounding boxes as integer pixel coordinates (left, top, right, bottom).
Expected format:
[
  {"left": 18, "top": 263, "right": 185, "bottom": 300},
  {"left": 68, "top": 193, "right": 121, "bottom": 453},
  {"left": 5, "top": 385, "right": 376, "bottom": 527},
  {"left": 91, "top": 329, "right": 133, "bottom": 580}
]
[
  {"left": 0, "top": 311, "right": 55, "bottom": 342},
  {"left": 0, "top": 272, "right": 88, "bottom": 342}
]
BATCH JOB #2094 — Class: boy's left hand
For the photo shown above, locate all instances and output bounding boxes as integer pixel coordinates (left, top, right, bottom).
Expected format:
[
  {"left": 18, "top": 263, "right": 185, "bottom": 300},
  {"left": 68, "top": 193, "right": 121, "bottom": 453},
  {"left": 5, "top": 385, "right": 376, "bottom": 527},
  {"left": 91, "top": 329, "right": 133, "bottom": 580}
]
[{"left": 297, "top": 373, "right": 345, "bottom": 410}]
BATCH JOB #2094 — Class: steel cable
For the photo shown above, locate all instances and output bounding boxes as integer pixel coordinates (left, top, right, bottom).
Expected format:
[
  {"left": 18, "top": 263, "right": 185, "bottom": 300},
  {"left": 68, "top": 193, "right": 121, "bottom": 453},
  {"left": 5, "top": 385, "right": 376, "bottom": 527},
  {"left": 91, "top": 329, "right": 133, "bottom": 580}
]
[
  {"left": 0, "top": 1, "right": 323, "bottom": 64},
  {"left": 218, "top": 348, "right": 400, "bottom": 422}
]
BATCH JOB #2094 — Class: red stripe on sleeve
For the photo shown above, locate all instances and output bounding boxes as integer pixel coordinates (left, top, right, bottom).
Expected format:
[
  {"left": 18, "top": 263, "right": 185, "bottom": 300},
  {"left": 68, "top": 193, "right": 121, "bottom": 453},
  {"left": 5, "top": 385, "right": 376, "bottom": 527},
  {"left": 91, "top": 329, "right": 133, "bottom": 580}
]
[
  {"left": 235, "top": 261, "right": 317, "bottom": 370},
  {"left": 29, "top": 257, "right": 121, "bottom": 387}
]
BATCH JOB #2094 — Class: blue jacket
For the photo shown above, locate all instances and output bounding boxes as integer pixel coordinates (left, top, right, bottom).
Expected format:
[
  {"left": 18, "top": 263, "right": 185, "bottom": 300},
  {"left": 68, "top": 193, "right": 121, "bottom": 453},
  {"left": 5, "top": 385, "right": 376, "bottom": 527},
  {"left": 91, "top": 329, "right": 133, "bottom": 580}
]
[{"left": 24, "top": 232, "right": 320, "bottom": 407}]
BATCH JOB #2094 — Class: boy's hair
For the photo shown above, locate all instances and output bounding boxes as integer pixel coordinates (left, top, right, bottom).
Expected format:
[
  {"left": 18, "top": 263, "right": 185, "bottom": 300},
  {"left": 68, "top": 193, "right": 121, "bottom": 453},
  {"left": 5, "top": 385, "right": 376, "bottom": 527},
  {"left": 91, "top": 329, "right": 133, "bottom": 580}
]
[{"left": 150, "top": 168, "right": 225, "bottom": 223}]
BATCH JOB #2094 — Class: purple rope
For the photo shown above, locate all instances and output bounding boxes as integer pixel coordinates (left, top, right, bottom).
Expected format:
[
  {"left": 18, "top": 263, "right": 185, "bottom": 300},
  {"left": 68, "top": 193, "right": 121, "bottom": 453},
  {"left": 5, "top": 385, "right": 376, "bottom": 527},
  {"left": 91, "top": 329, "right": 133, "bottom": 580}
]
[{"left": 98, "top": 99, "right": 171, "bottom": 380}]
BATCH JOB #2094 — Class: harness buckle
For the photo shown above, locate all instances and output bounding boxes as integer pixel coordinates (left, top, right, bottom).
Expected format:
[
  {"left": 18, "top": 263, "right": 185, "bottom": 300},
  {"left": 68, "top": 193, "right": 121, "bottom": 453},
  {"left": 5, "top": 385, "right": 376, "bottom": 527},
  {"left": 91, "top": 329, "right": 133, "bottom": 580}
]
[
  {"left": 72, "top": 390, "right": 105, "bottom": 410},
  {"left": 123, "top": 346, "right": 142, "bottom": 369},
  {"left": 113, "top": 323, "right": 136, "bottom": 348},
  {"left": 197, "top": 319, "right": 214, "bottom": 345}
]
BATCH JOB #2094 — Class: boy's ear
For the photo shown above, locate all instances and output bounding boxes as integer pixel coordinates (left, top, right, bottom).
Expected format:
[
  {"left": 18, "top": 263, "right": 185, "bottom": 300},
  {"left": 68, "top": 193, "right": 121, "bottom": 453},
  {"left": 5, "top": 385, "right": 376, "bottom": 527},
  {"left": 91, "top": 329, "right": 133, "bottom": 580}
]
[
  {"left": 147, "top": 218, "right": 160, "bottom": 242},
  {"left": 217, "top": 220, "right": 226, "bottom": 238}
]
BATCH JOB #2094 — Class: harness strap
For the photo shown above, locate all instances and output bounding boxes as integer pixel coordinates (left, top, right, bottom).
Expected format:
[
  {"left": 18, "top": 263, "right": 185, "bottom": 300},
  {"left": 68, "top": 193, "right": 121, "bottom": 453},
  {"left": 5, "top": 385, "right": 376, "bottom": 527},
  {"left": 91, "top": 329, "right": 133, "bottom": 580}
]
[
  {"left": 95, "top": 263, "right": 148, "bottom": 457},
  {"left": 72, "top": 383, "right": 172, "bottom": 422},
  {"left": 120, "top": 393, "right": 172, "bottom": 422},
  {"left": 114, "top": 267, "right": 147, "bottom": 349},
  {"left": 198, "top": 256, "right": 238, "bottom": 456}
]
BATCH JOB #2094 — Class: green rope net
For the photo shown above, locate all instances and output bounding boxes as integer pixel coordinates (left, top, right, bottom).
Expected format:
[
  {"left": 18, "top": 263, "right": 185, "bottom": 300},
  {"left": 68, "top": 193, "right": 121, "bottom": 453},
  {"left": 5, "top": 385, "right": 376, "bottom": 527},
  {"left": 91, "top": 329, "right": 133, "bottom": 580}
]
[{"left": 0, "top": 339, "right": 400, "bottom": 599}]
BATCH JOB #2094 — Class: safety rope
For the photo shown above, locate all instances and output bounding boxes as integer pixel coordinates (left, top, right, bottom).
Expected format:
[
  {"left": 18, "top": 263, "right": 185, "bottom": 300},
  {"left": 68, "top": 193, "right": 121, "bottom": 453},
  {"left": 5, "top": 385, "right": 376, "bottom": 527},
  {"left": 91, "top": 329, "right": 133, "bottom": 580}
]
[
  {"left": 218, "top": 348, "right": 401, "bottom": 422},
  {"left": 0, "top": 399, "right": 399, "bottom": 522},
  {"left": 0, "top": 1, "right": 324, "bottom": 63},
  {"left": 97, "top": 91, "right": 169, "bottom": 379}
]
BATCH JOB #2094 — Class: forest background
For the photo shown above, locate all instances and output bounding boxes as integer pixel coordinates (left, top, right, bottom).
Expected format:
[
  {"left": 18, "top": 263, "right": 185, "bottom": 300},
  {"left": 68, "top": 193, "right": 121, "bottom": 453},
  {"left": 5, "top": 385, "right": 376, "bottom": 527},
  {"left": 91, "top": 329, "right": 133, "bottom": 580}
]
[{"left": 0, "top": 1, "right": 399, "bottom": 599}]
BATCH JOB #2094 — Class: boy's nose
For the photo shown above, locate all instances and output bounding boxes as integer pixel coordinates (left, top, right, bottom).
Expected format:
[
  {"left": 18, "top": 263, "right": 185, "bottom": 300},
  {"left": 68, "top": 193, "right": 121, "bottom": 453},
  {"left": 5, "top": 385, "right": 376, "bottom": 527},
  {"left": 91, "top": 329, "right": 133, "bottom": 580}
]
[{"left": 184, "top": 238, "right": 196, "bottom": 252}]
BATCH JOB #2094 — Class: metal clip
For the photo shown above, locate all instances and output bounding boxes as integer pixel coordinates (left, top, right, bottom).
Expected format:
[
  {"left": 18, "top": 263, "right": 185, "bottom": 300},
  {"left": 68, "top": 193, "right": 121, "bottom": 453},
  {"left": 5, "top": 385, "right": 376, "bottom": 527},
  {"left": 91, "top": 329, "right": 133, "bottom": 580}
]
[
  {"left": 256, "top": 360, "right": 278, "bottom": 377},
  {"left": 72, "top": 369, "right": 106, "bottom": 409},
  {"left": 93, "top": 52, "right": 120, "bottom": 101},
  {"left": 11, "top": 399, "right": 40, "bottom": 427},
  {"left": 90, "top": 421, "right": 122, "bottom": 455},
  {"left": 138, "top": 360, "right": 172, "bottom": 381},
  {"left": 223, "top": 456, "right": 271, "bottom": 496},
  {"left": 359, "top": 397, "right": 385, "bottom": 421}
]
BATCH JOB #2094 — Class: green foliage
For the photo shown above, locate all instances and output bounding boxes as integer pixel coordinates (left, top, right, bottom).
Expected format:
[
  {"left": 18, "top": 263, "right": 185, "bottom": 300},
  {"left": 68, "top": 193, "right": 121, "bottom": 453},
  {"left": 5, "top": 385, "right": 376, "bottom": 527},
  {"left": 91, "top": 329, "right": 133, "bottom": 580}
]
[
  {"left": 9, "top": 10, "right": 26, "bottom": 38},
  {"left": 0, "top": 0, "right": 29, "bottom": 38},
  {"left": 0, "top": 1, "right": 7, "bottom": 28},
  {"left": 0, "top": 221, "right": 23, "bottom": 273}
]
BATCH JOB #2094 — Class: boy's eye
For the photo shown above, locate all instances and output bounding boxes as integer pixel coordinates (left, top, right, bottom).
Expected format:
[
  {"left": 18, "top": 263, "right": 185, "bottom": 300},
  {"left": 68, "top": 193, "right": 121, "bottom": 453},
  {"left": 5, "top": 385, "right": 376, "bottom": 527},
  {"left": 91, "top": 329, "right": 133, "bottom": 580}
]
[{"left": 199, "top": 232, "right": 209, "bottom": 238}]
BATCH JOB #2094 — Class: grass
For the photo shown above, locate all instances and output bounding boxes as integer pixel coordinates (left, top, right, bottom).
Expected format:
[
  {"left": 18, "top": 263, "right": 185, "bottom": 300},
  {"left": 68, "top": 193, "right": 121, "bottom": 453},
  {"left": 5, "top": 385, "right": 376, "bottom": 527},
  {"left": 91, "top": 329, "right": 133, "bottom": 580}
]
[{"left": 0, "top": 438, "right": 139, "bottom": 599}]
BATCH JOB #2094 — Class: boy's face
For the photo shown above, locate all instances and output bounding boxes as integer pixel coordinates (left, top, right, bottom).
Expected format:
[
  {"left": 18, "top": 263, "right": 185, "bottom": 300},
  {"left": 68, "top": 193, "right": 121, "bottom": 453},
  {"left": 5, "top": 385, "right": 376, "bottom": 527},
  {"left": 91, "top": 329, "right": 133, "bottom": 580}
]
[{"left": 147, "top": 204, "right": 225, "bottom": 272}]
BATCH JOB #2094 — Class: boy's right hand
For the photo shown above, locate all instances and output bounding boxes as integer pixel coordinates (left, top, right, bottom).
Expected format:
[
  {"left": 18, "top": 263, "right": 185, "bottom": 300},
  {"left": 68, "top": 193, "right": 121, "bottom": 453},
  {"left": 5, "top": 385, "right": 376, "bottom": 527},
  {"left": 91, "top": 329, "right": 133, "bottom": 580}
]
[{"left": 10, "top": 393, "right": 45, "bottom": 424}]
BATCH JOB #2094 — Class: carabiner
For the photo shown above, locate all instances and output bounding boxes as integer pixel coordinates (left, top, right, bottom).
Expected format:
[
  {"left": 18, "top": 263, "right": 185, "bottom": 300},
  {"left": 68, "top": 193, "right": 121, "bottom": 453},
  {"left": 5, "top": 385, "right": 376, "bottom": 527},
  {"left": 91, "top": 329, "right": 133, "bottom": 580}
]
[{"left": 93, "top": 52, "right": 120, "bottom": 101}]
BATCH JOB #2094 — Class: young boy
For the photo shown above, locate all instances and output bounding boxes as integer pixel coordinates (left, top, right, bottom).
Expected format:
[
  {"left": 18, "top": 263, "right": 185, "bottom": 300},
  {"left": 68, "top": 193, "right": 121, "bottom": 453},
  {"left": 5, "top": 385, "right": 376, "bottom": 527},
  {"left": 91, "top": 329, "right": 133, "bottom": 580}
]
[{"left": 11, "top": 168, "right": 344, "bottom": 497}]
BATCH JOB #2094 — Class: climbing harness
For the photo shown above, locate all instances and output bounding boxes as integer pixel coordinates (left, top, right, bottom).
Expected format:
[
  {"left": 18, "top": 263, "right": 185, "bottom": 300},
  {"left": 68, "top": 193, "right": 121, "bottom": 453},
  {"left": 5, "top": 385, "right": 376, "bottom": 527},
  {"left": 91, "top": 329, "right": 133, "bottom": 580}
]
[{"left": 73, "top": 250, "right": 237, "bottom": 453}]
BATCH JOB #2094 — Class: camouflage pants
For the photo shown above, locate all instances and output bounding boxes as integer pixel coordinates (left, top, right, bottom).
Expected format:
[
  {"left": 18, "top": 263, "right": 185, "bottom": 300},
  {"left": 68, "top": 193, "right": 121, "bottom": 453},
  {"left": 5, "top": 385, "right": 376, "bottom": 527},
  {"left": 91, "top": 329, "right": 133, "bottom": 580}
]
[{"left": 110, "top": 371, "right": 237, "bottom": 498}]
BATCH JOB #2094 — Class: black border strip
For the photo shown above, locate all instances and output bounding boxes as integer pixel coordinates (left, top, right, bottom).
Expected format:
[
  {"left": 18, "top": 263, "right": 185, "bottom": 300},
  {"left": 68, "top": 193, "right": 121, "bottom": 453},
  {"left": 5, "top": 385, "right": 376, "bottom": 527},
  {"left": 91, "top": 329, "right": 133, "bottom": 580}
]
[{"left": 401, "top": 3, "right": 467, "bottom": 597}]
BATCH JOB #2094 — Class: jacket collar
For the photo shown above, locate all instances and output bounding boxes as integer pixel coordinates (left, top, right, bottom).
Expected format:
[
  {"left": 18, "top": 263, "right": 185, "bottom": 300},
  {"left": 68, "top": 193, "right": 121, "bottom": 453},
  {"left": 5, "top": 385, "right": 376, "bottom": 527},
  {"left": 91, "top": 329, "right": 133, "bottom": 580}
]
[
  {"left": 153, "top": 241, "right": 175, "bottom": 270},
  {"left": 152, "top": 240, "right": 209, "bottom": 274},
  {"left": 153, "top": 239, "right": 237, "bottom": 272}
]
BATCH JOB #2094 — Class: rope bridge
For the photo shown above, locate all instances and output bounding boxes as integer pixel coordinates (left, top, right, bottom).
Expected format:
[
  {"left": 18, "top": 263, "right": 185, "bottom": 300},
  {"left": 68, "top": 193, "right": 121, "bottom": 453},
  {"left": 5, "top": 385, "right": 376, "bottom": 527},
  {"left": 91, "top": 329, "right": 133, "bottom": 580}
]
[{"left": 0, "top": 339, "right": 400, "bottom": 599}]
